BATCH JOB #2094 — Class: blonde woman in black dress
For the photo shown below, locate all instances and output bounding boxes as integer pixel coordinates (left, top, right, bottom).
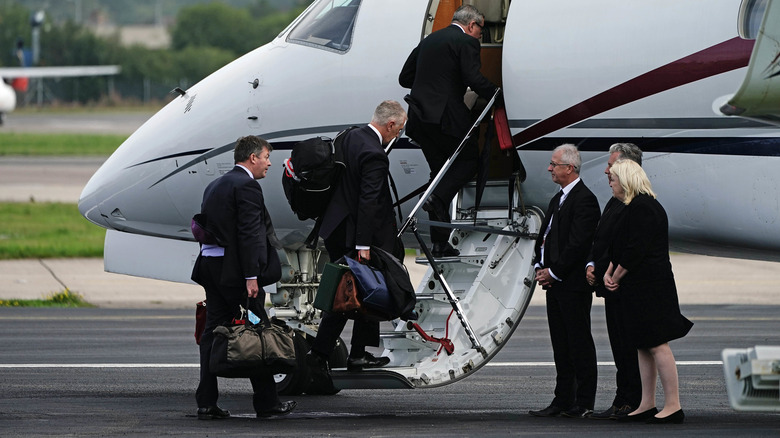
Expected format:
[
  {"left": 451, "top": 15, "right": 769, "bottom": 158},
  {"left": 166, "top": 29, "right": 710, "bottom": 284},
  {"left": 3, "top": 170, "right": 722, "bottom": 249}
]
[{"left": 603, "top": 160, "right": 693, "bottom": 424}]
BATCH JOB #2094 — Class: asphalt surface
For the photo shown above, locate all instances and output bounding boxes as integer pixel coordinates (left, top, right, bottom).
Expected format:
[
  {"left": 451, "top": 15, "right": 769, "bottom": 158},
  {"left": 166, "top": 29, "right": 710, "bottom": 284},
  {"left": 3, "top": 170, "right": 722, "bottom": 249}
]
[{"left": 1, "top": 305, "right": 778, "bottom": 437}]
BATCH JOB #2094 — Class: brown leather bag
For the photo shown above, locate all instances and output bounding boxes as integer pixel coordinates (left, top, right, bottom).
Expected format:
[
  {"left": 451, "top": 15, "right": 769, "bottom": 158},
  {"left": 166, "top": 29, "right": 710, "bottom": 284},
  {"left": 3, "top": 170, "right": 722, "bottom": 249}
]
[{"left": 332, "top": 271, "right": 361, "bottom": 313}]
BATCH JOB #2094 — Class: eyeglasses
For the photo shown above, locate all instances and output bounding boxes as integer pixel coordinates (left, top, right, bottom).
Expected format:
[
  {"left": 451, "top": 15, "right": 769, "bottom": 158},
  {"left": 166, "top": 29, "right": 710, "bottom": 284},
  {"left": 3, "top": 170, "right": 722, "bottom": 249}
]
[
  {"left": 549, "top": 161, "right": 571, "bottom": 168},
  {"left": 472, "top": 21, "right": 484, "bottom": 30}
]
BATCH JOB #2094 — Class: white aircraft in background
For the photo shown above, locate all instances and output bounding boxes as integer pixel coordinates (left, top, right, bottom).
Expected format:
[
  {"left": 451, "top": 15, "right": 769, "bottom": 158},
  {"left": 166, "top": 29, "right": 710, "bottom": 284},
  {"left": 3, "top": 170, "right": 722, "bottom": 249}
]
[
  {"left": 0, "top": 65, "right": 120, "bottom": 125},
  {"left": 78, "top": 0, "right": 780, "bottom": 407}
]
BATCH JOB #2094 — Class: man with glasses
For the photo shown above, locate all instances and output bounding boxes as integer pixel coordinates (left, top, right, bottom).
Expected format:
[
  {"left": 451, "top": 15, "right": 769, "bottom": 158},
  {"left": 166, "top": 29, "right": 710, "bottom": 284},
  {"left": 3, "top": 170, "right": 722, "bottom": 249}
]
[
  {"left": 307, "top": 101, "right": 407, "bottom": 394},
  {"left": 399, "top": 4, "right": 498, "bottom": 257},
  {"left": 530, "top": 144, "right": 600, "bottom": 419}
]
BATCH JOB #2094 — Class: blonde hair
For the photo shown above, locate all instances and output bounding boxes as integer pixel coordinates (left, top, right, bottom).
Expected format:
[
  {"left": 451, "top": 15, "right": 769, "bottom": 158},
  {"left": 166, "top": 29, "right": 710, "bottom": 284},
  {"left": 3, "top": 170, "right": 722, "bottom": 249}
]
[{"left": 610, "top": 159, "right": 655, "bottom": 204}]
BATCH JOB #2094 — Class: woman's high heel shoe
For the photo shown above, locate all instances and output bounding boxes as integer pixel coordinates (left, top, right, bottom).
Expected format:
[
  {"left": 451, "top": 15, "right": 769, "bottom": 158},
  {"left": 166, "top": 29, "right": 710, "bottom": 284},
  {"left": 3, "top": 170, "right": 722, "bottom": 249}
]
[
  {"left": 646, "top": 409, "right": 685, "bottom": 424},
  {"left": 616, "top": 407, "right": 658, "bottom": 422}
]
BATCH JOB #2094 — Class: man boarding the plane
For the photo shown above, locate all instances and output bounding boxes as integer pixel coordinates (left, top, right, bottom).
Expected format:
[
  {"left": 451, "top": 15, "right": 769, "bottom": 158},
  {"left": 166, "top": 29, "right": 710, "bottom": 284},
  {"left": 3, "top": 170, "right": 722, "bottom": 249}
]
[
  {"left": 306, "top": 101, "right": 407, "bottom": 393},
  {"left": 399, "top": 4, "right": 498, "bottom": 257}
]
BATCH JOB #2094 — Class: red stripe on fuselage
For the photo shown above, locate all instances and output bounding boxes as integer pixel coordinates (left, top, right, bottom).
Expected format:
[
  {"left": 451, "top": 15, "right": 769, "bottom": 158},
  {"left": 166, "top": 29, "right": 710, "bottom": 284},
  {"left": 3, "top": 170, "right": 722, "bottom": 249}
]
[{"left": 513, "top": 37, "right": 755, "bottom": 147}]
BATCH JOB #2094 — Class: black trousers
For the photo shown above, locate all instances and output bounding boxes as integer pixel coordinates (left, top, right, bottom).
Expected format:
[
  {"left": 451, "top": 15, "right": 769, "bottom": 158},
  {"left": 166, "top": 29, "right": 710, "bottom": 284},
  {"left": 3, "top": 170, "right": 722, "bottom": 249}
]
[
  {"left": 195, "top": 256, "right": 279, "bottom": 412},
  {"left": 604, "top": 295, "right": 642, "bottom": 408},
  {"left": 311, "top": 228, "right": 381, "bottom": 358},
  {"left": 545, "top": 289, "right": 598, "bottom": 410},
  {"left": 410, "top": 119, "right": 479, "bottom": 244}
]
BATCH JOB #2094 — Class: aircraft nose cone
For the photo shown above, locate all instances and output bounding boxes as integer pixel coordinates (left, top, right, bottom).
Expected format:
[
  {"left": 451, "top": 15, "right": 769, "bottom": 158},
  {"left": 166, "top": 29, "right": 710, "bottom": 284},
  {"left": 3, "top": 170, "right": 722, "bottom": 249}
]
[{"left": 79, "top": 164, "right": 113, "bottom": 229}]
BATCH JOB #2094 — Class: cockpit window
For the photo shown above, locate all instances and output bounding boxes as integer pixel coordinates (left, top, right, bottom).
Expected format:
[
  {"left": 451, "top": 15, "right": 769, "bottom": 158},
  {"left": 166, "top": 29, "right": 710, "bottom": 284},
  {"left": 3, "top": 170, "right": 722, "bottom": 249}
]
[{"left": 287, "top": 0, "right": 361, "bottom": 52}]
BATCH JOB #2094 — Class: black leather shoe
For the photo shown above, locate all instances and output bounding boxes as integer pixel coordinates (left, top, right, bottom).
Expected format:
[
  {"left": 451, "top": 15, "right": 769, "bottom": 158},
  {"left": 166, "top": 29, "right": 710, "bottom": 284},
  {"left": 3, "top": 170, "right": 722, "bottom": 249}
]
[
  {"left": 305, "top": 352, "right": 338, "bottom": 395},
  {"left": 591, "top": 404, "right": 634, "bottom": 420},
  {"left": 590, "top": 405, "right": 617, "bottom": 420},
  {"left": 197, "top": 406, "right": 230, "bottom": 420},
  {"left": 422, "top": 195, "right": 449, "bottom": 221},
  {"left": 616, "top": 407, "right": 658, "bottom": 422},
  {"left": 347, "top": 352, "right": 390, "bottom": 370},
  {"left": 561, "top": 406, "right": 593, "bottom": 418},
  {"left": 646, "top": 409, "right": 684, "bottom": 424},
  {"left": 432, "top": 242, "right": 460, "bottom": 258},
  {"left": 529, "top": 404, "right": 564, "bottom": 417},
  {"left": 256, "top": 400, "right": 297, "bottom": 418}
]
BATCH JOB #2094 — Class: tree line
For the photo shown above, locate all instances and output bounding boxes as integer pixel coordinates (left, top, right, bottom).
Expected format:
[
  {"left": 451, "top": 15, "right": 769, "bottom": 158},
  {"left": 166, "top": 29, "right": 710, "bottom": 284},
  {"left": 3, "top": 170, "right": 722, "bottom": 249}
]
[{"left": 0, "top": 1, "right": 311, "bottom": 105}]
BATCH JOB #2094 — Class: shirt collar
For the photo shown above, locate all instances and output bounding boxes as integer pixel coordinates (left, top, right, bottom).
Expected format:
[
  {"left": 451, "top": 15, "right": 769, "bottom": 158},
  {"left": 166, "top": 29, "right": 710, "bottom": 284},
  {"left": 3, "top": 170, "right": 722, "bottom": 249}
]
[
  {"left": 453, "top": 23, "right": 467, "bottom": 33},
  {"left": 236, "top": 164, "right": 254, "bottom": 179},
  {"left": 560, "top": 177, "right": 581, "bottom": 198},
  {"left": 367, "top": 124, "right": 383, "bottom": 145}
]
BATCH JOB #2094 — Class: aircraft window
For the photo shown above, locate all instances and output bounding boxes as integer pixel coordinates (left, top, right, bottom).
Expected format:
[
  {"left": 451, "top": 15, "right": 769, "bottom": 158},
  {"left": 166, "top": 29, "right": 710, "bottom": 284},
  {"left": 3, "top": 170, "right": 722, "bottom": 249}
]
[
  {"left": 738, "top": 0, "right": 768, "bottom": 39},
  {"left": 287, "top": 0, "right": 361, "bottom": 52}
]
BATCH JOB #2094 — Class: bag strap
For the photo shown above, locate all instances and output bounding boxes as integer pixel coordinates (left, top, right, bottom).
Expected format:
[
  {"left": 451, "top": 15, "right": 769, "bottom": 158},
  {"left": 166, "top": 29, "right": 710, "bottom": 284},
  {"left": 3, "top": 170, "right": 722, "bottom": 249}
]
[
  {"left": 387, "top": 171, "right": 404, "bottom": 226},
  {"left": 304, "top": 215, "right": 323, "bottom": 249}
]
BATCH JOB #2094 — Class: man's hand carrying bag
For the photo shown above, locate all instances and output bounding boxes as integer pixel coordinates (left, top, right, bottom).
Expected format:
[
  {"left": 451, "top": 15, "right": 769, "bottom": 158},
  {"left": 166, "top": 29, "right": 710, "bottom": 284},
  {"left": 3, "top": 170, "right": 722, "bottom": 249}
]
[{"left": 209, "top": 299, "right": 297, "bottom": 378}]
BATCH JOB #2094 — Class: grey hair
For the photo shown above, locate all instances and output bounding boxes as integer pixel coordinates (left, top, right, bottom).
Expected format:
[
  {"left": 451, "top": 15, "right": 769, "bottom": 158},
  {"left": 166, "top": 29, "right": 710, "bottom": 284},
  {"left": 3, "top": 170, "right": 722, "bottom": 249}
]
[
  {"left": 609, "top": 142, "right": 643, "bottom": 166},
  {"left": 234, "top": 135, "right": 271, "bottom": 163},
  {"left": 554, "top": 143, "right": 582, "bottom": 173},
  {"left": 452, "top": 4, "right": 484, "bottom": 26},
  {"left": 371, "top": 100, "right": 407, "bottom": 125}
]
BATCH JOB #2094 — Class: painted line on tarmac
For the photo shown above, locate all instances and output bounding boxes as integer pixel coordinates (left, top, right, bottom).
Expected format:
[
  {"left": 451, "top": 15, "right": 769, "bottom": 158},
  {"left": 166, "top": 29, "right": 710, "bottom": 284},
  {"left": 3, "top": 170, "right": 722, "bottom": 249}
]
[
  {"left": 0, "top": 361, "right": 723, "bottom": 368},
  {"left": 485, "top": 361, "right": 723, "bottom": 367},
  {"left": 0, "top": 315, "right": 192, "bottom": 321},
  {"left": 0, "top": 364, "right": 200, "bottom": 368}
]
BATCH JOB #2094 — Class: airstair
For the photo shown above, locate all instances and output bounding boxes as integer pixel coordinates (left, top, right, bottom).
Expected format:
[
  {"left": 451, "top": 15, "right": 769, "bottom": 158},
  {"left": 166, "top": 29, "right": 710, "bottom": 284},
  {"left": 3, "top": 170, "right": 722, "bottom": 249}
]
[{"left": 332, "top": 178, "right": 542, "bottom": 389}]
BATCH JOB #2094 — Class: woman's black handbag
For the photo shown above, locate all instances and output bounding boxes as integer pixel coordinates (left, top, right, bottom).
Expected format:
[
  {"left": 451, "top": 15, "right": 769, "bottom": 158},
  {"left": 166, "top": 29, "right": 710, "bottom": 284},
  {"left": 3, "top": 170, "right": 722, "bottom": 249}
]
[{"left": 209, "top": 300, "right": 297, "bottom": 377}]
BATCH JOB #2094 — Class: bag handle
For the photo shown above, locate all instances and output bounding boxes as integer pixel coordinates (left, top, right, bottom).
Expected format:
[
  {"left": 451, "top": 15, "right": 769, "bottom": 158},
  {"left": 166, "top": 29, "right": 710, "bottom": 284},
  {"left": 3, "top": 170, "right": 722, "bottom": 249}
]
[{"left": 245, "top": 297, "right": 271, "bottom": 327}]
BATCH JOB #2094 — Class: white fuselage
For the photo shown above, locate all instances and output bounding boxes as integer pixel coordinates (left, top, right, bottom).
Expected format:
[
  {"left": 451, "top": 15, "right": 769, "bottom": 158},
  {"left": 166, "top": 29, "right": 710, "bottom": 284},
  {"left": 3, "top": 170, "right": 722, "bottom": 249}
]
[{"left": 79, "top": 0, "right": 780, "bottom": 285}]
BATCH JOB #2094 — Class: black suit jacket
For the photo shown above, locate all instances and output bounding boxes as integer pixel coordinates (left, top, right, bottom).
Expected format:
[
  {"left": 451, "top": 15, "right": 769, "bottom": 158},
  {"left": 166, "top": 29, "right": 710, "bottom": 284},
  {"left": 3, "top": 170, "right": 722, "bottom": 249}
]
[
  {"left": 399, "top": 24, "right": 497, "bottom": 139},
  {"left": 534, "top": 180, "right": 600, "bottom": 293},
  {"left": 319, "top": 126, "right": 395, "bottom": 252},
  {"left": 587, "top": 196, "right": 626, "bottom": 297},
  {"left": 191, "top": 166, "right": 276, "bottom": 288}
]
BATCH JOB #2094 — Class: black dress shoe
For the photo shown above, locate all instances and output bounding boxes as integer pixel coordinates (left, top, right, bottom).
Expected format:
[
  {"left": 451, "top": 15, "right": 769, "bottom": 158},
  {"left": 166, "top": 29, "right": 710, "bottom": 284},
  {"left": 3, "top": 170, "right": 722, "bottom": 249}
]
[
  {"left": 257, "top": 400, "right": 296, "bottom": 418},
  {"left": 646, "top": 409, "right": 684, "bottom": 424},
  {"left": 591, "top": 404, "right": 634, "bottom": 420},
  {"left": 422, "top": 195, "right": 449, "bottom": 221},
  {"left": 616, "top": 407, "right": 658, "bottom": 422},
  {"left": 197, "top": 406, "right": 230, "bottom": 420},
  {"left": 347, "top": 352, "right": 390, "bottom": 370},
  {"left": 528, "top": 404, "right": 564, "bottom": 417},
  {"left": 305, "top": 352, "right": 338, "bottom": 395},
  {"left": 589, "top": 405, "right": 617, "bottom": 420},
  {"left": 432, "top": 242, "right": 460, "bottom": 258},
  {"left": 561, "top": 406, "right": 593, "bottom": 418}
]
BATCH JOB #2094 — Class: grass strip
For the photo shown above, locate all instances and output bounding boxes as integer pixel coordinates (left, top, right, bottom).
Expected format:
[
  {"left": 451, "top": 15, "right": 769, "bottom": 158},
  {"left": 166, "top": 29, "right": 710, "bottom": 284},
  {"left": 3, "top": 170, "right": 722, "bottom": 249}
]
[
  {"left": 0, "top": 132, "right": 126, "bottom": 156},
  {"left": 0, "top": 289, "right": 94, "bottom": 308},
  {"left": 0, "top": 202, "right": 105, "bottom": 259}
]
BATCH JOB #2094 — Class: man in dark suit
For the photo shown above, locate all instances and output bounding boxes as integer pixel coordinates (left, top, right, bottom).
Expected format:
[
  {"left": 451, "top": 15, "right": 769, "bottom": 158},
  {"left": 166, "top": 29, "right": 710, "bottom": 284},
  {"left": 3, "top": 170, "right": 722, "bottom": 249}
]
[
  {"left": 307, "top": 101, "right": 407, "bottom": 392},
  {"left": 191, "top": 136, "right": 296, "bottom": 419},
  {"left": 530, "top": 144, "right": 600, "bottom": 419},
  {"left": 586, "top": 143, "right": 643, "bottom": 420},
  {"left": 399, "top": 4, "right": 498, "bottom": 257}
]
